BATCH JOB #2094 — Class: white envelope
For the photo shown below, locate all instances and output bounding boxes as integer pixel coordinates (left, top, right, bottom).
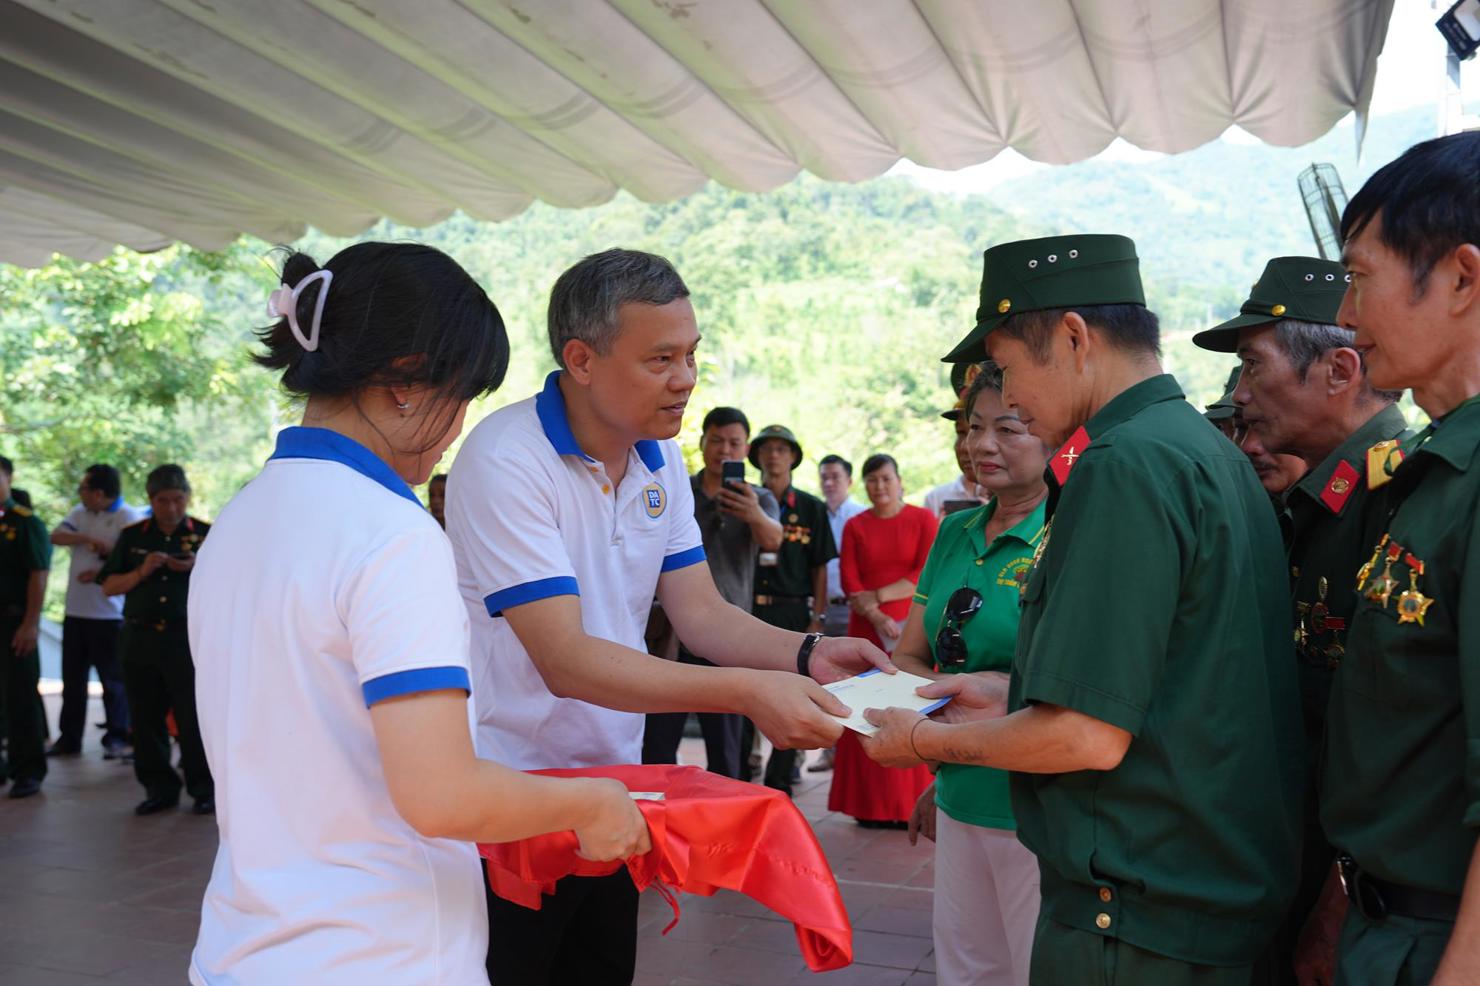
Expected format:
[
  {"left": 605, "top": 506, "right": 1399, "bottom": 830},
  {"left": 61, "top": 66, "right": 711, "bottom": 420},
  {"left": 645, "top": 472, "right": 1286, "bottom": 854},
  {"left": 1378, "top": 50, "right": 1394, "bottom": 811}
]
[{"left": 822, "top": 669, "right": 951, "bottom": 737}]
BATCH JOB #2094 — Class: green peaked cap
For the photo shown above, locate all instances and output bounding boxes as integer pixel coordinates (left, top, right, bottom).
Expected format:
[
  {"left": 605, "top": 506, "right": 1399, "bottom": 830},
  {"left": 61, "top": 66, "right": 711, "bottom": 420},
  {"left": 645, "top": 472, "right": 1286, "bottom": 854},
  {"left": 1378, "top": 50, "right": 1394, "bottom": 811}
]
[
  {"left": 943, "top": 233, "right": 1146, "bottom": 363},
  {"left": 1204, "top": 366, "right": 1242, "bottom": 422},
  {"left": 1192, "top": 256, "right": 1351, "bottom": 353},
  {"left": 748, "top": 424, "right": 802, "bottom": 470},
  {"left": 940, "top": 360, "right": 979, "bottom": 421}
]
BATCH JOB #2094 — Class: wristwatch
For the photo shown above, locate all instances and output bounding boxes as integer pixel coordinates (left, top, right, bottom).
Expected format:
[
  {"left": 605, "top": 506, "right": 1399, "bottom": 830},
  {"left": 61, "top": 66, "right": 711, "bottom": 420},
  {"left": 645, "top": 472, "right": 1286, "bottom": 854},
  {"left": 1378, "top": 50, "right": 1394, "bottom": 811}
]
[{"left": 796, "top": 632, "right": 823, "bottom": 678}]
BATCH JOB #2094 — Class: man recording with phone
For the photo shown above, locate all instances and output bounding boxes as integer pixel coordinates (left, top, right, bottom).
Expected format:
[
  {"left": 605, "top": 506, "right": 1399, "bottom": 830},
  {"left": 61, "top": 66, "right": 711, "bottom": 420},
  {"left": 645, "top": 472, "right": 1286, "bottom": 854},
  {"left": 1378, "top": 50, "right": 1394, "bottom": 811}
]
[{"left": 641, "top": 407, "right": 781, "bottom": 778}]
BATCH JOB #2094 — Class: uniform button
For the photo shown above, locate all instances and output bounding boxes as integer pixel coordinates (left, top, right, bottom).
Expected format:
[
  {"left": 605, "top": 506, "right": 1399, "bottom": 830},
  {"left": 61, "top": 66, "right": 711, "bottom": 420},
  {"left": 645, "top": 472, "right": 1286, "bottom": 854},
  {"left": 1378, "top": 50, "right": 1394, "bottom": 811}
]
[
  {"left": 1096, "top": 913, "right": 1111, "bottom": 929},
  {"left": 1099, "top": 887, "right": 1112, "bottom": 902},
  {"left": 601, "top": 484, "right": 611, "bottom": 494},
  {"left": 975, "top": 559, "right": 984, "bottom": 566},
  {"left": 159, "top": 596, "right": 167, "bottom": 603}
]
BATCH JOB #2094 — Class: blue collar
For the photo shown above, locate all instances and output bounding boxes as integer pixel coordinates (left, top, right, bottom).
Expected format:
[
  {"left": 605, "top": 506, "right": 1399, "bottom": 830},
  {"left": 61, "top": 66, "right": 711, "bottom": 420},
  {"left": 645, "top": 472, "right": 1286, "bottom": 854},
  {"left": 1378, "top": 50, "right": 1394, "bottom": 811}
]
[
  {"left": 268, "top": 427, "right": 422, "bottom": 507},
  {"left": 534, "top": 371, "right": 665, "bottom": 473},
  {"left": 105, "top": 496, "right": 123, "bottom": 514}
]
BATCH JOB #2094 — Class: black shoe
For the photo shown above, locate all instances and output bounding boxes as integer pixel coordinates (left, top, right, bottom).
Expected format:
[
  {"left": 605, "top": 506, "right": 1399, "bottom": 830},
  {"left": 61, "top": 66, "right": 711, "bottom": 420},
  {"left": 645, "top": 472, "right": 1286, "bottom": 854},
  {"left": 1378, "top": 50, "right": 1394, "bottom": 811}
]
[
  {"left": 134, "top": 796, "right": 179, "bottom": 816},
  {"left": 191, "top": 798, "right": 215, "bottom": 816},
  {"left": 7, "top": 778, "right": 41, "bottom": 799},
  {"left": 44, "top": 742, "right": 81, "bottom": 757},
  {"left": 102, "top": 739, "right": 133, "bottom": 761}
]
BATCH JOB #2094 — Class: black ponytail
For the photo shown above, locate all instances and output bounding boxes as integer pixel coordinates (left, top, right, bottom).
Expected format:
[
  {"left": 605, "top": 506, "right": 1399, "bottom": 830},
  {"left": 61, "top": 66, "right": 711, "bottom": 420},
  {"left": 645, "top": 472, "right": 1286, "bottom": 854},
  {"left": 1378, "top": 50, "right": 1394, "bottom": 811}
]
[{"left": 254, "top": 242, "right": 509, "bottom": 404}]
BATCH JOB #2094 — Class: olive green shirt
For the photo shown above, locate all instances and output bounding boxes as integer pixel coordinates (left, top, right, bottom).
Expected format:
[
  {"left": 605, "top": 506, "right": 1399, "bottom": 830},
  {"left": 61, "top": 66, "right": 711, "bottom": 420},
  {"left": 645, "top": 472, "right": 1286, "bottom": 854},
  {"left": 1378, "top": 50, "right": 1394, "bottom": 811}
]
[
  {"left": 753, "top": 485, "right": 836, "bottom": 601},
  {"left": 0, "top": 497, "right": 51, "bottom": 610},
  {"left": 1322, "top": 396, "right": 1480, "bottom": 897},
  {"left": 1009, "top": 375, "right": 1304, "bottom": 966},
  {"left": 915, "top": 497, "right": 1047, "bottom": 830},
  {"left": 99, "top": 516, "right": 210, "bottom": 623},
  {"left": 1286, "top": 404, "right": 1409, "bottom": 770}
]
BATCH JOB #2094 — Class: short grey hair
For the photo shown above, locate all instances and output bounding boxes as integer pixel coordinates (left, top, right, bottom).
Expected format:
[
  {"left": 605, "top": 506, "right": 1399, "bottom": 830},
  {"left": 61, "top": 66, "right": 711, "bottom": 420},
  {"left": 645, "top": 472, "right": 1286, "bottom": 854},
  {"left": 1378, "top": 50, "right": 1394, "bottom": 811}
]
[
  {"left": 547, "top": 249, "right": 690, "bottom": 367},
  {"left": 1272, "top": 319, "right": 1400, "bottom": 403}
]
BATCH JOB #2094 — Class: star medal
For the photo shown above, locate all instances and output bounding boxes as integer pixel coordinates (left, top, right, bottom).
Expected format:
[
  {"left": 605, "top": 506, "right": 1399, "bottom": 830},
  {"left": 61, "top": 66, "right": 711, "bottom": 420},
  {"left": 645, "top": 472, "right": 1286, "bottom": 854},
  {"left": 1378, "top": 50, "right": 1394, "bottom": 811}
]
[
  {"left": 1395, "top": 560, "right": 1433, "bottom": 626},
  {"left": 1365, "top": 542, "right": 1403, "bottom": 608}
]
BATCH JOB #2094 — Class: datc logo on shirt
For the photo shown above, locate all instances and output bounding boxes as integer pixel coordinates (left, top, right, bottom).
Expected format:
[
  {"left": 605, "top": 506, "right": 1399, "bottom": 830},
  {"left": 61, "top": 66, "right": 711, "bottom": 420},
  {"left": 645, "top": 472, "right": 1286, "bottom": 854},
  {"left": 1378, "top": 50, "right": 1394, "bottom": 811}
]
[{"left": 643, "top": 483, "right": 666, "bottom": 519}]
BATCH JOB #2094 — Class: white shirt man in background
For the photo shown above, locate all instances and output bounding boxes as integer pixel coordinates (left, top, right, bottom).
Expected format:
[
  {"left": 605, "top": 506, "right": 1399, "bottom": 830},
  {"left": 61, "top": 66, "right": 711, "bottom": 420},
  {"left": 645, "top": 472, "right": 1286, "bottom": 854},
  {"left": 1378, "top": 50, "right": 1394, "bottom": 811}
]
[
  {"left": 48, "top": 464, "right": 143, "bottom": 758},
  {"left": 447, "top": 248, "right": 890, "bottom": 986}
]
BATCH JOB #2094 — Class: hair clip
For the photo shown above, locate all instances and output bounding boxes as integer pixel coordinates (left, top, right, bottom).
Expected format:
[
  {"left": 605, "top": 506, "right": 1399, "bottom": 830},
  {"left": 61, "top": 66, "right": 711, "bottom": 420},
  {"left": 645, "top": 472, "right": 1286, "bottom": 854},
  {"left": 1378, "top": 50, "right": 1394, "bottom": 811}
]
[{"left": 265, "top": 269, "right": 333, "bottom": 353}]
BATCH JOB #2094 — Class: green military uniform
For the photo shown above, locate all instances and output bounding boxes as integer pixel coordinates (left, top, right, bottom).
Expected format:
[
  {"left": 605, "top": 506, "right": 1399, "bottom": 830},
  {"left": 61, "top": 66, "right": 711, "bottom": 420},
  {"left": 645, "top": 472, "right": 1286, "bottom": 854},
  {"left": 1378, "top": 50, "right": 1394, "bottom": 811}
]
[
  {"left": 1322, "top": 398, "right": 1480, "bottom": 985},
  {"left": 747, "top": 425, "right": 836, "bottom": 791},
  {"left": 1193, "top": 258, "right": 1413, "bottom": 981},
  {"left": 950, "top": 234, "right": 1304, "bottom": 984},
  {"left": 915, "top": 498, "right": 1047, "bottom": 829},
  {"left": 0, "top": 496, "right": 51, "bottom": 787},
  {"left": 99, "top": 516, "right": 214, "bottom": 804}
]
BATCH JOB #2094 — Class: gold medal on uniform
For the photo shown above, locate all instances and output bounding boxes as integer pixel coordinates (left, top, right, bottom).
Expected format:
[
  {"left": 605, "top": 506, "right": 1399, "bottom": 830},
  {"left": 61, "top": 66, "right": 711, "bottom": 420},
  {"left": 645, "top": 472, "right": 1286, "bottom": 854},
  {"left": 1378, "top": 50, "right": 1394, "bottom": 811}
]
[
  {"left": 1023, "top": 519, "right": 1053, "bottom": 598},
  {"left": 1395, "top": 559, "right": 1433, "bottom": 626},
  {"left": 1356, "top": 533, "right": 1388, "bottom": 592}
]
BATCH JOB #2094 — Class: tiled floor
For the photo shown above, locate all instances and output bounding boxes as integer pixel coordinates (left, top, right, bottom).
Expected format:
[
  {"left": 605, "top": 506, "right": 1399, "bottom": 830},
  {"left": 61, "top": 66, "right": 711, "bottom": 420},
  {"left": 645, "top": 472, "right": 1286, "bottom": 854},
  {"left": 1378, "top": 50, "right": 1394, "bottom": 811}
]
[{"left": 0, "top": 697, "right": 936, "bottom": 985}]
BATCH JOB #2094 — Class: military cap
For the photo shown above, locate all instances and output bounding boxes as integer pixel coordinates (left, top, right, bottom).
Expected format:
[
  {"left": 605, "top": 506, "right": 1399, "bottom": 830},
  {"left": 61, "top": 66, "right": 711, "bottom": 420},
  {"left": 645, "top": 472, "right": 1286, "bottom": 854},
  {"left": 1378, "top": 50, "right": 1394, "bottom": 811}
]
[
  {"left": 748, "top": 424, "right": 803, "bottom": 470},
  {"left": 1203, "top": 366, "right": 1242, "bottom": 422},
  {"left": 944, "top": 233, "right": 1146, "bottom": 363},
  {"left": 940, "top": 362, "right": 983, "bottom": 421},
  {"left": 1192, "top": 256, "right": 1351, "bottom": 353}
]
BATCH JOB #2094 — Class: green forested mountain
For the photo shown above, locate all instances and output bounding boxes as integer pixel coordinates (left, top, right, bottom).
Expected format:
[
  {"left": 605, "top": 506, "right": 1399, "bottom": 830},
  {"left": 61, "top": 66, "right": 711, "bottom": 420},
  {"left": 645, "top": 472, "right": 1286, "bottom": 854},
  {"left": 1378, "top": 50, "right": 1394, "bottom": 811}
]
[{"left": 1, "top": 105, "right": 1437, "bottom": 619}]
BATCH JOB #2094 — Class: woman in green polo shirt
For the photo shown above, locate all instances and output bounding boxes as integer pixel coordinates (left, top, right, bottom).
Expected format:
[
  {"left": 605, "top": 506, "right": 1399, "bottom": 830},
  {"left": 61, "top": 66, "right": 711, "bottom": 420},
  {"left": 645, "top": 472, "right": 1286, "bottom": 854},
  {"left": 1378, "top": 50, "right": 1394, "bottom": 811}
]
[{"left": 891, "top": 363, "right": 1048, "bottom": 986}]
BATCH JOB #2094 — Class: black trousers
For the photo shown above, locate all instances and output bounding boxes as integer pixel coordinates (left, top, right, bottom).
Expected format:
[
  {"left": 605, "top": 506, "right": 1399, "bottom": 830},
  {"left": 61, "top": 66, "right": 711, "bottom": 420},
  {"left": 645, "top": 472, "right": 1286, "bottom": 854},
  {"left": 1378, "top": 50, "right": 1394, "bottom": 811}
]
[
  {"left": 58, "top": 616, "right": 129, "bottom": 747},
  {"left": 0, "top": 613, "right": 47, "bottom": 784},
  {"left": 745, "top": 601, "right": 813, "bottom": 793},
  {"left": 484, "top": 867, "right": 639, "bottom": 986},
  {"left": 121, "top": 624, "right": 212, "bottom": 802},
  {"left": 642, "top": 650, "right": 745, "bottom": 778}
]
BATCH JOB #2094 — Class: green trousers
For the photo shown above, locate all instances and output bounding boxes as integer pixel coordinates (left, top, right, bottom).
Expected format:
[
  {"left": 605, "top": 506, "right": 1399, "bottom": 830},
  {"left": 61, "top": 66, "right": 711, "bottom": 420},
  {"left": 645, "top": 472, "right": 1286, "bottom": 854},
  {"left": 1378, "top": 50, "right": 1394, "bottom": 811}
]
[
  {"left": 1030, "top": 916, "right": 1261, "bottom": 986},
  {"left": 0, "top": 613, "right": 47, "bottom": 784},
  {"left": 121, "top": 624, "right": 213, "bottom": 802},
  {"left": 1334, "top": 906, "right": 1451, "bottom": 986}
]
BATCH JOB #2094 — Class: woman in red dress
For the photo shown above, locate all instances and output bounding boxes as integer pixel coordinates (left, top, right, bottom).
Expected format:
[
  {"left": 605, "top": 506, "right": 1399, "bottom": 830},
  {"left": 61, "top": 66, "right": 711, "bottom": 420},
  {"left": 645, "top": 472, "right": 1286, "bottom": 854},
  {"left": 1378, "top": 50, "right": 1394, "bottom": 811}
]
[{"left": 830, "top": 453, "right": 939, "bottom": 827}]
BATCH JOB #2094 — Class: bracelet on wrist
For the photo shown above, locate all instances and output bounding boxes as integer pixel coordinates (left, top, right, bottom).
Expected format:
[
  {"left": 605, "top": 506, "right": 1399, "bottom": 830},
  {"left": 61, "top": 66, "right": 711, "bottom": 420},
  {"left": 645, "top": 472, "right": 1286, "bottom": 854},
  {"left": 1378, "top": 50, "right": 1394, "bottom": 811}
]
[
  {"left": 909, "top": 717, "right": 930, "bottom": 763},
  {"left": 796, "top": 632, "right": 823, "bottom": 677}
]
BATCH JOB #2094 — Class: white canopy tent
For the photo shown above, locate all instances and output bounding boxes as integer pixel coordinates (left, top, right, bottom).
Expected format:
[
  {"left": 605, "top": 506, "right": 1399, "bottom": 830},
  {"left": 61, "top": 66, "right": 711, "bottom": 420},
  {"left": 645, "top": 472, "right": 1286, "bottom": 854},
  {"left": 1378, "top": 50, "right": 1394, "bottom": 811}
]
[{"left": 0, "top": 0, "right": 1397, "bottom": 267}]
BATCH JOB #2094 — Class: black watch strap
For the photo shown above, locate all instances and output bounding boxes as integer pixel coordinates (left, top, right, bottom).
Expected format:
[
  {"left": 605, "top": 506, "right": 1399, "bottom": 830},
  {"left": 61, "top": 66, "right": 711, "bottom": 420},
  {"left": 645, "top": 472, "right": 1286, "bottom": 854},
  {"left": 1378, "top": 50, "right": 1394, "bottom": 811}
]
[{"left": 796, "top": 632, "right": 823, "bottom": 677}]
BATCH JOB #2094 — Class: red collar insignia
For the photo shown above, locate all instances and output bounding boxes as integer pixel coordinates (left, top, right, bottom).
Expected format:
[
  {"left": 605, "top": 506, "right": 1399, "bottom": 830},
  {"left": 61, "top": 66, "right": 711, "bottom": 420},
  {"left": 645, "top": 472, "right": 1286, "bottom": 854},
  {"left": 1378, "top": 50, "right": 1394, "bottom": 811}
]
[
  {"left": 1049, "top": 427, "right": 1091, "bottom": 486},
  {"left": 1319, "top": 460, "right": 1361, "bottom": 515}
]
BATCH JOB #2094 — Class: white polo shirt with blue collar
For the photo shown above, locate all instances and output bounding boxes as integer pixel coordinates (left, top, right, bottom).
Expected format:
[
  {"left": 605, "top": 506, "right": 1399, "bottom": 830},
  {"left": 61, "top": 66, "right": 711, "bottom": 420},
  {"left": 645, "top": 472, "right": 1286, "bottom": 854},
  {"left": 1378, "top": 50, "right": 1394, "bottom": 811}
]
[
  {"left": 187, "top": 427, "right": 484, "bottom": 986},
  {"left": 54, "top": 496, "right": 146, "bottom": 620},
  {"left": 448, "top": 370, "right": 706, "bottom": 770}
]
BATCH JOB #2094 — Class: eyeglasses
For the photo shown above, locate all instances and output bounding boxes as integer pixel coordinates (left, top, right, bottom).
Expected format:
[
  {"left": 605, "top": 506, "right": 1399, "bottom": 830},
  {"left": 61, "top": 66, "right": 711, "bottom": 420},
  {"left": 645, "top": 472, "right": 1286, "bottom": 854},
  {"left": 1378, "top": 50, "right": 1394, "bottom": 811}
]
[{"left": 934, "top": 587, "right": 983, "bottom": 669}]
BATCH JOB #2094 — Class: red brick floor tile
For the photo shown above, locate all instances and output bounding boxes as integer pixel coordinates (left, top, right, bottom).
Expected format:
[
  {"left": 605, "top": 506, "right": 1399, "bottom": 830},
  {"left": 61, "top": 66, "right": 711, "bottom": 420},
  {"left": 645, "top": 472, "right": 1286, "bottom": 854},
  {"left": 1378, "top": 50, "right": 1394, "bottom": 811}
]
[{"left": 847, "top": 930, "right": 935, "bottom": 971}]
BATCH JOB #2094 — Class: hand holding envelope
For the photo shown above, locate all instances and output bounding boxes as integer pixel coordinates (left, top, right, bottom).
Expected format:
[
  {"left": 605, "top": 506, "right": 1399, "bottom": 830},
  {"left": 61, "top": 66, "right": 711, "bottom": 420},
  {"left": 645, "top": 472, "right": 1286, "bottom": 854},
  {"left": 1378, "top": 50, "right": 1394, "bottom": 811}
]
[{"left": 835, "top": 670, "right": 1012, "bottom": 769}]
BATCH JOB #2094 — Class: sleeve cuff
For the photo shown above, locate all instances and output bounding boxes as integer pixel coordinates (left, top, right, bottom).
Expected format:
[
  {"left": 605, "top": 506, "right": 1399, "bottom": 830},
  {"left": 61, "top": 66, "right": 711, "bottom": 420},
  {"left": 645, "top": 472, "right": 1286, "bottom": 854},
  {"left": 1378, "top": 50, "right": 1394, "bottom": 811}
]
[
  {"left": 912, "top": 592, "right": 928, "bottom": 604},
  {"left": 1019, "top": 670, "right": 1146, "bottom": 736},
  {"left": 362, "top": 665, "right": 471, "bottom": 707},
  {"left": 483, "top": 576, "right": 580, "bottom": 617},
  {"left": 660, "top": 545, "right": 706, "bottom": 573}
]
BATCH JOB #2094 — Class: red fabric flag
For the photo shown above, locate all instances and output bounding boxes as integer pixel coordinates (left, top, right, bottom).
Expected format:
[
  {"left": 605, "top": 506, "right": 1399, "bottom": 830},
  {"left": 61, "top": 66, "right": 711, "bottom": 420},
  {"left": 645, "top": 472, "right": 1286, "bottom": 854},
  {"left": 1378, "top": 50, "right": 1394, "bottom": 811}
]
[{"left": 478, "top": 764, "right": 853, "bottom": 972}]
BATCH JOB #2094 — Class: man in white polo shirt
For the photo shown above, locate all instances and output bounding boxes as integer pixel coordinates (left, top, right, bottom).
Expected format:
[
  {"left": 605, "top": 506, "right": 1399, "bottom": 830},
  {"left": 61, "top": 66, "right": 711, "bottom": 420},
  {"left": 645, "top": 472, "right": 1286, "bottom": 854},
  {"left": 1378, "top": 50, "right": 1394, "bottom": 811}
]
[
  {"left": 47, "top": 464, "right": 144, "bottom": 758},
  {"left": 448, "top": 248, "right": 890, "bottom": 986}
]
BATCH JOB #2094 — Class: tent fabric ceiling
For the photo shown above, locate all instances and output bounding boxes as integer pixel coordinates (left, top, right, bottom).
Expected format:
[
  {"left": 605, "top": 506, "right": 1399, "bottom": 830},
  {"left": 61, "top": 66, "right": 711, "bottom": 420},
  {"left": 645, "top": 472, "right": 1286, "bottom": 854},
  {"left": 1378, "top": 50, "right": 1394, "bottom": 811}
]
[{"left": 0, "top": 0, "right": 1396, "bottom": 267}]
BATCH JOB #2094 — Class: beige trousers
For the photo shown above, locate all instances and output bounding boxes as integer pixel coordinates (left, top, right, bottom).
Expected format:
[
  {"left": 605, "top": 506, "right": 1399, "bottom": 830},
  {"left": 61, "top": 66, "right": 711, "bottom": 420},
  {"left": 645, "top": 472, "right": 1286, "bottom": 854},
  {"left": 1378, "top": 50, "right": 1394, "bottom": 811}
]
[{"left": 933, "top": 812, "right": 1041, "bottom": 986}]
